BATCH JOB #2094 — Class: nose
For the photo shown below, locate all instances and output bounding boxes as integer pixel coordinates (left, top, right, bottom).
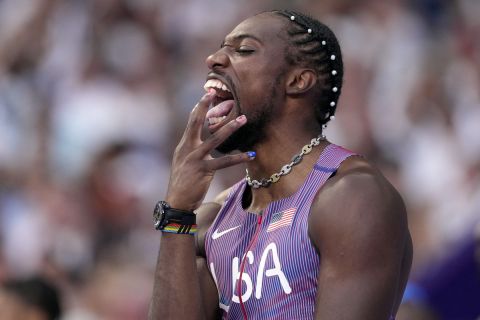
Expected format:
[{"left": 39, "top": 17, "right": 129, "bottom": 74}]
[{"left": 205, "top": 49, "right": 230, "bottom": 70}]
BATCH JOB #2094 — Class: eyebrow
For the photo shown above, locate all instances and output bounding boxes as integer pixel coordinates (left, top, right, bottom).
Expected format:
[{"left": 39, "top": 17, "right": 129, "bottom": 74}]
[{"left": 221, "top": 33, "right": 263, "bottom": 48}]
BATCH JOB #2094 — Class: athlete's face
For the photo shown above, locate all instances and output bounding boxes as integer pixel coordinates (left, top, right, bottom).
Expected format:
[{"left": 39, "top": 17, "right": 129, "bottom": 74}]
[{"left": 204, "top": 13, "right": 290, "bottom": 153}]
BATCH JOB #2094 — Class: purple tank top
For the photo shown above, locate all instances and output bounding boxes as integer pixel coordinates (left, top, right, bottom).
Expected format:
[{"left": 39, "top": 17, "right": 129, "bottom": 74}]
[{"left": 205, "top": 144, "right": 356, "bottom": 319}]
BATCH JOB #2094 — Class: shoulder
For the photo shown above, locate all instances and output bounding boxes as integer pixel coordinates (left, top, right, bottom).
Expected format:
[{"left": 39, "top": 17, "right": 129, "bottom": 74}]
[
  {"left": 195, "top": 187, "right": 232, "bottom": 257},
  {"left": 317, "top": 155, "right": 404, "bottom": 209},
  {"left": 307, "top": 155, "right": 412, "bottom": 318},
  {"left": 309, "top": 155, "right": 408, "bottom": 253}
]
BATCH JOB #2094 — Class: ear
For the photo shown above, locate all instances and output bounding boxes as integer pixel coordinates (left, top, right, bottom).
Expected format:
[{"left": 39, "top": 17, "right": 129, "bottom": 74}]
[{"left": 285, "top": 68, "right": 317, "bottom": 95}]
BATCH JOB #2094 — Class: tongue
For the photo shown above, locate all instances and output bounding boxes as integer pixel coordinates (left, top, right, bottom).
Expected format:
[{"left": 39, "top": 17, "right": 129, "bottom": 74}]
[{"left": 206, "top": 99, "right": 234, "bottom": 119}]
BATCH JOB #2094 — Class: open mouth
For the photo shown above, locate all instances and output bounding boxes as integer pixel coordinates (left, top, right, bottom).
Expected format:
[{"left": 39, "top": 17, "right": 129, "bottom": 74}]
[{"left": 203, "top": 78, "right": 236, "bottom": 132}]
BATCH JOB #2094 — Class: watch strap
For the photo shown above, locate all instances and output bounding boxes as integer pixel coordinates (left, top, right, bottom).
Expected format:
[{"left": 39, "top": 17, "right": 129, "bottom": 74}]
[
  {"left": 153, "top": 201, "right": 197, "bottom": 233},
  {"left": 162, "top": 223, "right": 198, "bottom": 235},
  {"left": 163, "top": 207, "right": 196, "bottom": 224}
]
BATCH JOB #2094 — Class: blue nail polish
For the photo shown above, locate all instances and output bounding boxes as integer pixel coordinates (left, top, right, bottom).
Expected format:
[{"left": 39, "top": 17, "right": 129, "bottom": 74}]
[{"left": 247, "top": 151, "right": 256, "bottom": 159}]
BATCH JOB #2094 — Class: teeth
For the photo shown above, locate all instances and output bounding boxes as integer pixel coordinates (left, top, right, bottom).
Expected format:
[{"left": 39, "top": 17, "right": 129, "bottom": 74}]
[
  {"left": 203, "top": 79, "right": 231, "bottom": 93},
  {"left": 208, "top": 116, "right": 227, "bottom": 125}
]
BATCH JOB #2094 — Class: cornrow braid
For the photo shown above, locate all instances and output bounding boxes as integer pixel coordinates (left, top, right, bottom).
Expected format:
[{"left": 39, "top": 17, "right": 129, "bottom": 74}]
[{"left": 270, "top": 10, "right": 343, "bottom": 130}]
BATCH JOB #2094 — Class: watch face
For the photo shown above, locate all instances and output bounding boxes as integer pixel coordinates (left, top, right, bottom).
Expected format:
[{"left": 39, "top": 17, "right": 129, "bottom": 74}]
[{"left": 153, "top": 201, "right": 167, "bottom": 230}]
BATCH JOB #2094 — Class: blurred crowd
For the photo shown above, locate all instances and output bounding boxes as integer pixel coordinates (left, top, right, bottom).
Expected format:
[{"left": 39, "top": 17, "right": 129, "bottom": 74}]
[{"left": 0, "top": 0, "right": 478, "bottom": 319}]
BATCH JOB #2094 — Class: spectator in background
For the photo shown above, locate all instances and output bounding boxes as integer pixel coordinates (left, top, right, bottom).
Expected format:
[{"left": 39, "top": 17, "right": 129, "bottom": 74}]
[
  {"left": 396, "top": 283, "right": 438, "bottom": 320},
  {"left": 0, "top": 276, "right": 61, "bottom": 320},
  {"left": 0, "top": 0, "right": 478, "bottom": 318}
]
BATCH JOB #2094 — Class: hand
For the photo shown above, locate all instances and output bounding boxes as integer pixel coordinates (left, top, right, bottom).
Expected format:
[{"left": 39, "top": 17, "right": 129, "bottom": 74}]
[{"left": 165, "top": 89, "right": 255, "bottom": 211}]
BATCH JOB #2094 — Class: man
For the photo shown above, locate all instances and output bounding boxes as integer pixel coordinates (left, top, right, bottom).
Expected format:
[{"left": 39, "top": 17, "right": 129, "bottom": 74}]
[{"left": 149, "top": 10, "right": 412, "bottom": 320}]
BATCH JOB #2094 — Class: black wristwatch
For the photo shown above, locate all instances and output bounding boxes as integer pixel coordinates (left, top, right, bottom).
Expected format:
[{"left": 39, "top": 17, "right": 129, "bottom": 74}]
[{"left": 153, "top": 201, "right": 196, "bottom": 232}]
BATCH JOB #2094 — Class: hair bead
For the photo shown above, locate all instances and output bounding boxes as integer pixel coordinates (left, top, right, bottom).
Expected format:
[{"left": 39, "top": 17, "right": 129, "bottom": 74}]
[{"left": 274, "top": 10, "right": 343, "bottom": 127}]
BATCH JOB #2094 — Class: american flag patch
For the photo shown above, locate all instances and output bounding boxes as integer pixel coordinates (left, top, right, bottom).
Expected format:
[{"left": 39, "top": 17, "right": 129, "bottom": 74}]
[{"left": 267, "top": 207, "right": 297, "bottom": 232}]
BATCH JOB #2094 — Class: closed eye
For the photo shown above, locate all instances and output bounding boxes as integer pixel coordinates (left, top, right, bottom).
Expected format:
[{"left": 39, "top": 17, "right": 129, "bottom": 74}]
[
  {"left": 220, "top": 42, "right": 255, "bottom": 55},
  {"left": 236, "top": 48, "right": 255, "bottom": 55}
]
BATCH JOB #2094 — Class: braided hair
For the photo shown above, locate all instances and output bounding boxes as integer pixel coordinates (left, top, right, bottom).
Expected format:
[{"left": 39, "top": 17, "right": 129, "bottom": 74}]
[{"left": 270, "top": 10, "right": 343, "bottom": 129}]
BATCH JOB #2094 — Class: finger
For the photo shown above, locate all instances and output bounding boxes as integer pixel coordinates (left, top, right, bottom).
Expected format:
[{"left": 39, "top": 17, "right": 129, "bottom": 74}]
[
  {"left": 205, "top": 151, "right": 256, "bottom": 171},
  {"left": 185, "top": 89, "right": 216, "bottom": 140},
  {"left": 195, "top": 115, "right": 247, "bottom": 156}
]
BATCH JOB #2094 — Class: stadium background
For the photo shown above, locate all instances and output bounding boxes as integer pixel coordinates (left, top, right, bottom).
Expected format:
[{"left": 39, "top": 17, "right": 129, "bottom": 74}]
[{"left": 0, "top": 0, "right": 478, "bottom": 319}]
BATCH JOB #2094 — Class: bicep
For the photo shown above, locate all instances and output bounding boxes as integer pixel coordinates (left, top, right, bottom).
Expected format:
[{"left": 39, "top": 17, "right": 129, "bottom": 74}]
[
  {"left": 311, "top": 171, "right": 409, "bottom": 319},
  {"left": 197, "top": 256, "right": 220, "bottom": 320},
  {"left": 195, "top": 205, "right": 221, "bottom": 319},
  {"left": 314, "top": 246, "right": 402, "bottom": 319},
  {"left": 195, "top": 188, "right": 231, "bottom": 257},
  {"left": 195, "top": 202, "right": 222, "bottom": 257},
  {"left": 194, "top": 192, "right": 230, "bottom": 319}
]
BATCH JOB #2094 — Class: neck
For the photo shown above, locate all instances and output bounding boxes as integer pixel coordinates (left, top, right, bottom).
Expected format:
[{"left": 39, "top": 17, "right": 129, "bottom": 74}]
[{"left": 243, "top": 127, "right": 328, "bottom": 213}]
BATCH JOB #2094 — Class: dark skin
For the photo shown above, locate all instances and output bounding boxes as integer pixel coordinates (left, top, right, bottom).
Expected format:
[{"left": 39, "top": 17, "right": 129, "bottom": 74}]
[{"left": 149, "top": 13, "right": 412, "bottom": 320}]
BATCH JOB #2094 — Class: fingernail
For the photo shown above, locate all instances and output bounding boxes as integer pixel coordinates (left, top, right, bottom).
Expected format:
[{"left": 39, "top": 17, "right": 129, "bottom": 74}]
[
  {"left": 247, "top": 151, "right": 256, "bottom": 159},
  {"left": 207, "top": 88, "right": 216, "bottom": 95},
  {"left": 236, "top": 115, "right": 246, "bottom": 123}
]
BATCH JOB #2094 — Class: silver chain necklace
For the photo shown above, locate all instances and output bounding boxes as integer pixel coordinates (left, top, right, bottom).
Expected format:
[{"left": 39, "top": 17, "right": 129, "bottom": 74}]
[{"left": 245, "top": 133, "right": 326, "bottom": 189}]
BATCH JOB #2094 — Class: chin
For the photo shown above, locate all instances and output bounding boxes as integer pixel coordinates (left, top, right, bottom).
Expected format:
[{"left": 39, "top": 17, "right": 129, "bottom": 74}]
[
  {"left": 215, "top": 90, "right": 275, "bottom": 154},
  {"left": 215, "top": 122, "right": 265, "bottom": 154}
]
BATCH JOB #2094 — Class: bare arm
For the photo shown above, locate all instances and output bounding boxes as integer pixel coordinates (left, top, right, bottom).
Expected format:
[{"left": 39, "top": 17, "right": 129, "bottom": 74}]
[
  {"left": 310, "top": 159, "right": 412, "bottom": 319},
  {"left": 148, "top": 91, "right": 253, "bottom": 320},
  {"left": 194, "top": 195, "right": 231, "bottom": 320},
  {"left": 148, "top": 203, "right": 220, "bottom": 320}
]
